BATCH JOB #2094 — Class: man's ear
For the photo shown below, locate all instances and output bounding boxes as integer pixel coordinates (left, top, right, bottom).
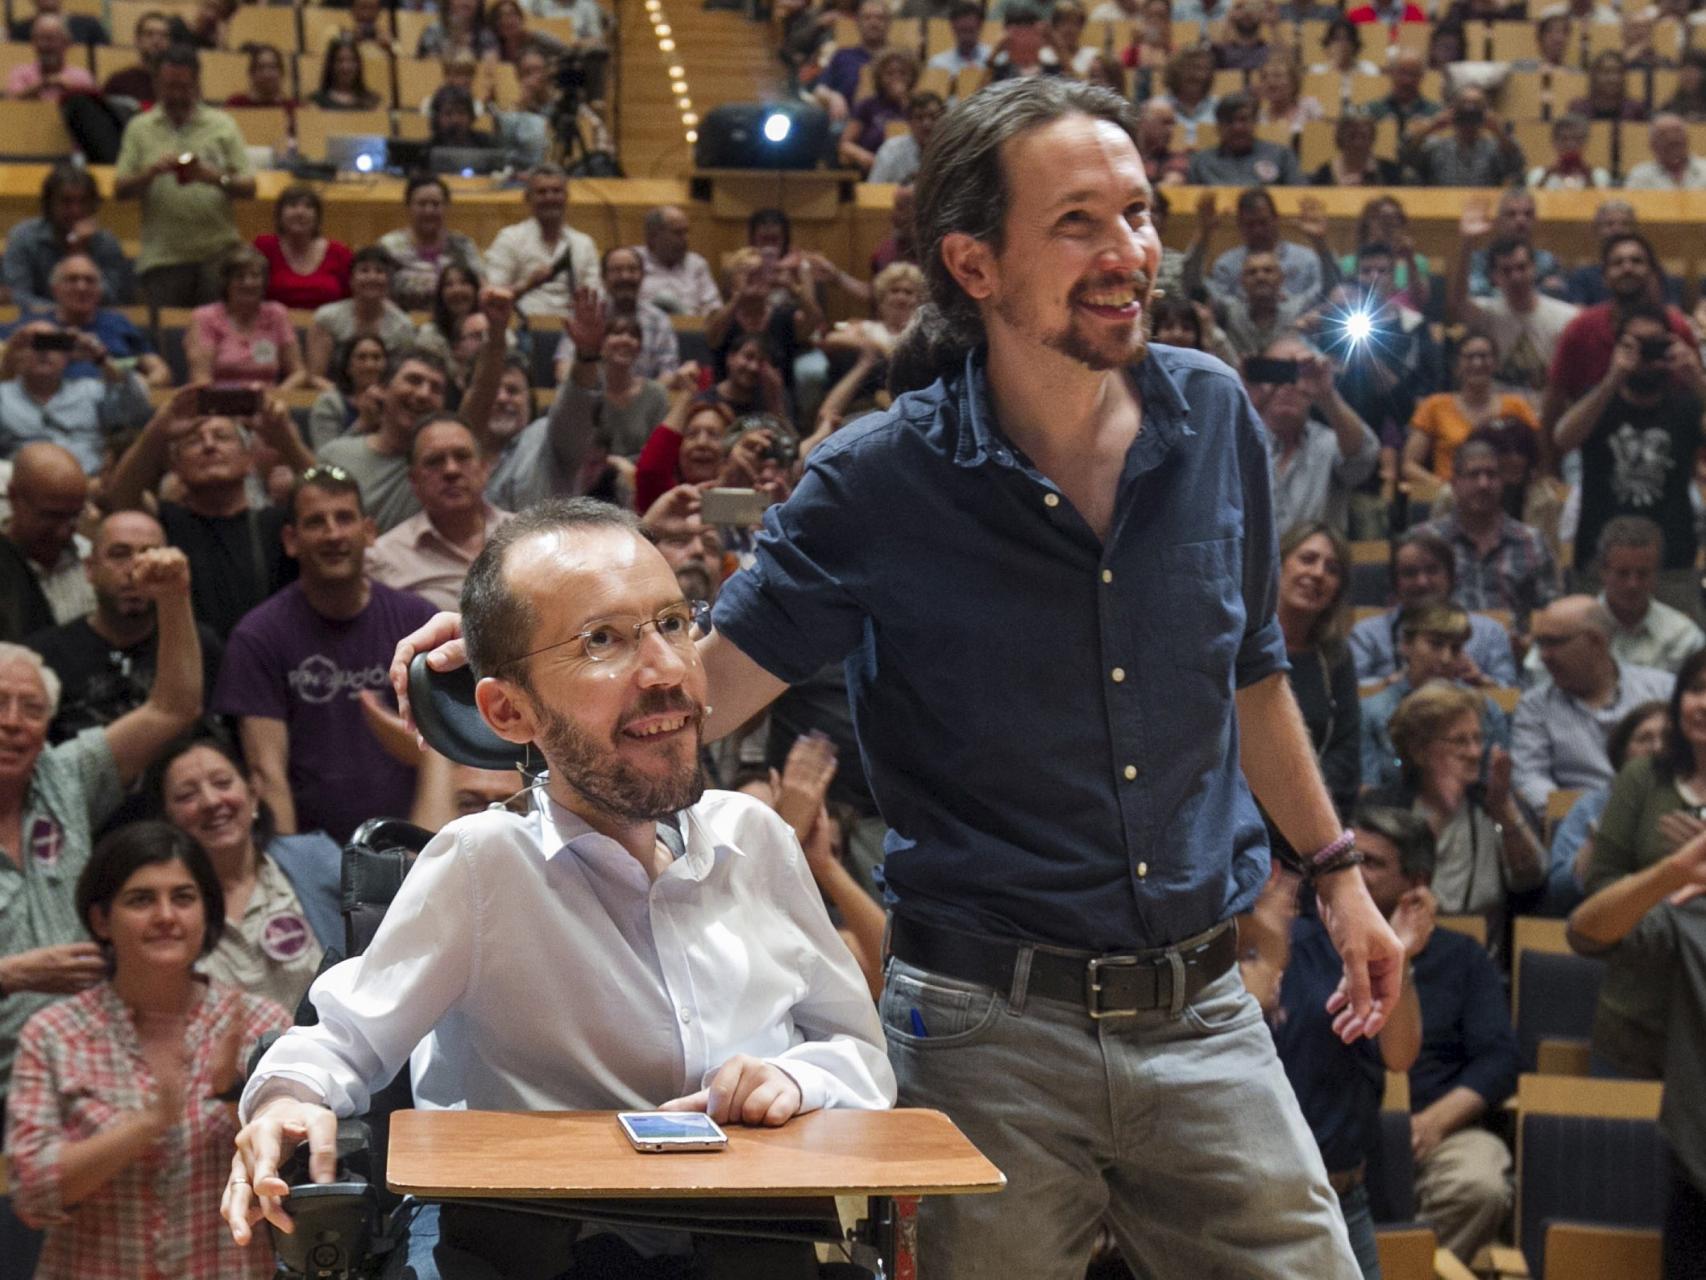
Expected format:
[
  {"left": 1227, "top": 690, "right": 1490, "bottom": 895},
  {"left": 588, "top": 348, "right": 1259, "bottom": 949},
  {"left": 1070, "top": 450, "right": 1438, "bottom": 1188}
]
[
  {"left": 475, "top": 675, "right": 538, "bottom": 746},
  {"left": 940, "top": 232, "right": 996, "bottom": 304},
  {"left": 280, "top": 521, "right": 299, "bottom": 561}
]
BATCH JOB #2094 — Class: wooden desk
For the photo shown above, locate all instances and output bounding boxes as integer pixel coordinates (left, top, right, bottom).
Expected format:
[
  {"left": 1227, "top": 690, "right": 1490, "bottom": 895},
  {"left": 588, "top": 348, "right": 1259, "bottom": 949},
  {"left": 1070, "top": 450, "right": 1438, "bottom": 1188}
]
[{"left": 387, "top": 1107, "right": 1005, "bottom": 1201}]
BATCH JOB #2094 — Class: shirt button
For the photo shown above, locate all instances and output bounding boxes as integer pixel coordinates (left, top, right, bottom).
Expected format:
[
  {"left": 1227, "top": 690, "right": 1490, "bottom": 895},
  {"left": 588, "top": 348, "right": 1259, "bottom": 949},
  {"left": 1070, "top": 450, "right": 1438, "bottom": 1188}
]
[
  {"left": 1101, "top": 569, "right": 1113, "bottom": 584},
  {"left": 1137, "top": 862, "right": 1149, "bottom": 878},
  {"left": 1124, "top": 764, "right": 1137, "bottom": 780},
  {"left": 1111, "top": 667, "right": 1126, "bottom": 683},
  {"left": 678, "top": 1007, "right": 693, "bottom": 1025},
  {"left": 1043, "top": 493, "right": 1060, "bottom": 508}
]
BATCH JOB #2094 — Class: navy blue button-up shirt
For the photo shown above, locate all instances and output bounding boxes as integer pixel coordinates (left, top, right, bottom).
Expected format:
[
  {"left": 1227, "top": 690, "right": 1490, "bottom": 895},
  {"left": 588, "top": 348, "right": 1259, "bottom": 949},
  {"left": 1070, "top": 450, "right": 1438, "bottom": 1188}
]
[{"left": 714, "top": 346, "right": 1289, "bottom": 950}]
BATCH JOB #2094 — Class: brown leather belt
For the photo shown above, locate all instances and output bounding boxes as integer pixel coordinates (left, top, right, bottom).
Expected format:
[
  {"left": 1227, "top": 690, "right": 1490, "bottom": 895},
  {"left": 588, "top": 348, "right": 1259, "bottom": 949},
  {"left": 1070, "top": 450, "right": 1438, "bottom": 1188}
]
[{"left": 888, "top": 917, "right": 1239, "bottom": 1019}]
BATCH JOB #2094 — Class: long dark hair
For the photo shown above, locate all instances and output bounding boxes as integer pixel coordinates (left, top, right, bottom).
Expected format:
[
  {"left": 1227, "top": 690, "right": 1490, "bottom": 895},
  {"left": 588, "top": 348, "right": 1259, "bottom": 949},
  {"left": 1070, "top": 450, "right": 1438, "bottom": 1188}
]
[
  {"left": 1657, "top": 647, "right": 1706, "bottom": 781},
  {"left": 891, "top": 77, "right": 1142, "bottom": 394}
]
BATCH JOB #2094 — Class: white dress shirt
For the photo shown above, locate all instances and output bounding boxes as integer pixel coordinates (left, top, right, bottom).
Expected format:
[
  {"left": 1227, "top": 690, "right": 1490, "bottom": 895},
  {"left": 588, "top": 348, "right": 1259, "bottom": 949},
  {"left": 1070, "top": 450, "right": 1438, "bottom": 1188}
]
[
  {"left": 483, "top": 217, "right": 601, "bottom": 320},
  {"left": 241, "top": 789, "right": 895, "bottom": 1121}
]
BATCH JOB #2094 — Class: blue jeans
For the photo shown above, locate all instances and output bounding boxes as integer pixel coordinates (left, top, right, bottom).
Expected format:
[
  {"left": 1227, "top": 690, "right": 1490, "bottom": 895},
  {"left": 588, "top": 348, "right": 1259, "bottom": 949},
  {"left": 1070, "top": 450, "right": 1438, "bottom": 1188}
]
[
  {"left": 1337, "top": 1182, "right": 1382, "bottom": 1280},
  {"left": 881, "top": 955, "right": 1362, "bottom": 1280}
]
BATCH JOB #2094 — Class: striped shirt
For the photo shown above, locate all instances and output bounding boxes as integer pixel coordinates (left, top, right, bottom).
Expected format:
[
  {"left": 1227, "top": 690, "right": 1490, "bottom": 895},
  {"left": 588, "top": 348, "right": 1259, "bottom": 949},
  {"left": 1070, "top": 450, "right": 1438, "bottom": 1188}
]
[{"left": 1424, "top": 512, "right": 1560, "bottom": 629}]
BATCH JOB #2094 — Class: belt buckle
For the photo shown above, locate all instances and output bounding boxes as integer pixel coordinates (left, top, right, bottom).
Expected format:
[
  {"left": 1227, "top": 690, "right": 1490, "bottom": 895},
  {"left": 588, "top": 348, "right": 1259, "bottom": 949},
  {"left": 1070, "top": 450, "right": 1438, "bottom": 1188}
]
[{"left": 1086, "top": 955, "right": 1141, "bottom": 1020}]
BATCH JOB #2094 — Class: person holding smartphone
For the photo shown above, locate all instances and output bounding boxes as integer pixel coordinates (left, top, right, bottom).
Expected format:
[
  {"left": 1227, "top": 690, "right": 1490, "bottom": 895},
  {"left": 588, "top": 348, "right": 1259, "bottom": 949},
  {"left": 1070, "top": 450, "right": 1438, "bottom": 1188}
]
[
  {"left": 1553, "top": 302, "right": 1706, "bottom": 619},
  {"left": 0, "top": 321, "right": 152, "bottom": 474}
]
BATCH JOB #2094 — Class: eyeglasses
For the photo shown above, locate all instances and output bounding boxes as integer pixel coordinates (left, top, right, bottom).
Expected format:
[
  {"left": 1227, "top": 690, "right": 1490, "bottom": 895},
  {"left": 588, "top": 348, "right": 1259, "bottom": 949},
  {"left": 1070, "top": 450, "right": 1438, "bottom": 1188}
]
[
  {"left": 300, "top": 464, "right": 353, "bottom": 485},
  {"left": 502, "top": 599, "right": 712, "bottom": 670}
]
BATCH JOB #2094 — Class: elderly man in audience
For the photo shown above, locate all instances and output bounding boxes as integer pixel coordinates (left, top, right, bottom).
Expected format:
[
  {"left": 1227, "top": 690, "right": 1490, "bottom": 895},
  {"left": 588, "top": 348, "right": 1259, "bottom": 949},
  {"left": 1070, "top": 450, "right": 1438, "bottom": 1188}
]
[
  {"left": 100, "top": 8, "right": 172, "bottom": 100},
  {"left": 213, "top": 469, "right": 436, "bottom": 845},
  {"left": 484, "top": 164, "right": 601, "bottom": 322},
  {"left": 4, "top": 254, "right": 169, "bottom": 389},
  {"left": 316, "top": 348, "right": 451, "bottom": 534},
  {"left": 113, "top": 44, "right": 255, "bottom": 309},
  {"left": 1350, "top": 528, "right": 1520, "bottom": 690},
  {"left": 1359, "top": 601, "right": 1511, "bottom": 794},
  {"left": 1421, "top": 441, "right": 1559, "bottom": 635},
  {"left": 1187, "top": 201, "right": 1338, "bottom": 360},
  {"left": 3, "top": 164, "right": 131, "bottom": 312},
  {"left": 4, "top": 14, "right": 96, "bottom": 102},
  {"left": 1245, "top": 339, "right": 1378, "bottom": 538},
  {"left": 1512, "top": 595, "right": 1676, "bottom": 813},
  {"left": 0, "top": 319, "right": 151, "bottom": 475},
  {"left": 1555, "top": 300, "right": 1706, "bottom": 621},
  {"left": 1544, "top": 233, "right": 1697, "bottom": 439},
  {"left": 103, "top": 390, "right": 308, "bottom": 639},
  {"left": 1625, "top": 112, "right": 1706, "bottom": 189},
  {"left": 1449, "top": 213, "right": 1580, "bottom": 397},
  {"left": 1526, "top": 518, "right": 1704, "bottom": 687},
  {"left": 0, "top": 445, "right": 94, "bottom": 641},
  {"left": 1186, "top": 92, "right": 1302, "bottom": 186},
  {"left": 224, "top": 499, "right": 893, "bottom": 1277},
  {"left": 0, "top": 544, "right": 203, "bottom": 1103},
  {"left": 24, "top": 510, "right": 223, "bottom": 746},
  {"left": 553, "top": 246, "right": 679, "bottom": 381},
  {"left": 1400, "top": 85, "right": 1525, "bottom": 187},
  {"left": 367, "top": 416, "right": 514, "bottom": 611},
  {"left": 636, "top": 204, "right": 722, "bottom": 317}
]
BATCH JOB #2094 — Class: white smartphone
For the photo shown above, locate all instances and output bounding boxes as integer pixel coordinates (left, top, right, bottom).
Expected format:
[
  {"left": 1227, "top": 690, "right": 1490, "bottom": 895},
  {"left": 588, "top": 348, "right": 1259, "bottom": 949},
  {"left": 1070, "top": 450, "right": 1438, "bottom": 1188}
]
[
  {"left": 616, "top": 1111, "right": 730, "bottom": 1153},
  {"left": 699, "top": 487, "right": 769, "bottom": 527}
]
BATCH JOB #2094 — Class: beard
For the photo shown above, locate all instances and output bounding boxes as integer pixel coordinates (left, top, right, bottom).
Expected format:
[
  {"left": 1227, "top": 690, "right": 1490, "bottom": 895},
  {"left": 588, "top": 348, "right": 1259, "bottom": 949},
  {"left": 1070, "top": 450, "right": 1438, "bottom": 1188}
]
[
  {"left": 1001, "top": 269, "right": 1153, "bottom": 372},
  {"left": 533, "top": 687, "right": 708, "bottom": 824}
]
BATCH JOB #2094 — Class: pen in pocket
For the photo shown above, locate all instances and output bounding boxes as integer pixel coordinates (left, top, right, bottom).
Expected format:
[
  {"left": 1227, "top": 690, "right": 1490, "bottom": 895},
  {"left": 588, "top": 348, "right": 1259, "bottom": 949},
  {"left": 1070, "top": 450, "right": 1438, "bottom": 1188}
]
[{"left": 909, "top": 1007, "right": 929, "bottom": 1037}]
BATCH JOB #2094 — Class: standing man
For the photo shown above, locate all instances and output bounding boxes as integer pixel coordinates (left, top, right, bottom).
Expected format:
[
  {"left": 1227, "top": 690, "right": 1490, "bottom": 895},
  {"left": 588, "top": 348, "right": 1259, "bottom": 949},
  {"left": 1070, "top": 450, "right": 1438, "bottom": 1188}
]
[
  {"left": 112, "top": 44, "right": 255, "bottom": 310},
  {"left": 1553, "top": 302, "right": 1706, "bottom": 621},
  {"left": 24, "top": 510, "right": 223, "bottom": 744},
  {"left": 396, "top": 77, "right": 1402, "bottom": 1279},
  {"left": 1449, "top": 211, "right": 1579, "bottom": 399},
  {"left": 214, "top": 470, "right": 436, "bottom": 843},
  {"left": 483, "top": 164, "right": 600, "bottom": 322}
]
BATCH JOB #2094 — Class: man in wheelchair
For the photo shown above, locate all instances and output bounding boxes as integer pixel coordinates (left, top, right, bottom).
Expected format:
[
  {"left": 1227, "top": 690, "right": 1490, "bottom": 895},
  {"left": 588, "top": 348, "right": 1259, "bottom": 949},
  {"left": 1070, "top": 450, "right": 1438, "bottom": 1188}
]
[{"left": 219, "top": 498, "right": 896, "bottom": 1279}]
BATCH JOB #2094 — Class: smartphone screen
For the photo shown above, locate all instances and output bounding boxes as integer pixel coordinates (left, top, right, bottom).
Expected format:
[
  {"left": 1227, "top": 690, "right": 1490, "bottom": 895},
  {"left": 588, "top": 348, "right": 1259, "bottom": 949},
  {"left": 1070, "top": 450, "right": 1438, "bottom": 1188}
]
[
  {"left": 198, "top": 387, "right": 262, "bottom": 417},
  {"left": 617, "top": 1111, "right": 729, "bottom": 1152}
]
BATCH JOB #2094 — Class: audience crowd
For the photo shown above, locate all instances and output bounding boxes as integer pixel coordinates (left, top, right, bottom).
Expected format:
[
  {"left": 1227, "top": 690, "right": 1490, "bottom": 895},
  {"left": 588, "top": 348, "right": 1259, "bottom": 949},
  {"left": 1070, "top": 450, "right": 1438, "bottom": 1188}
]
[{"left": 0, "top": 1, "right": 1705, "bottom": 1278}]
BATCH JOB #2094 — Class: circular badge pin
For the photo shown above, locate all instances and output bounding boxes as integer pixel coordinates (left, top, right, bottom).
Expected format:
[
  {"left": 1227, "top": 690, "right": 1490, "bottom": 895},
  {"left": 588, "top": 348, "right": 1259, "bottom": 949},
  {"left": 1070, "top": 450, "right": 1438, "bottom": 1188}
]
[{"left": 259, "top": 911, "right": 312, "bottom": 962}]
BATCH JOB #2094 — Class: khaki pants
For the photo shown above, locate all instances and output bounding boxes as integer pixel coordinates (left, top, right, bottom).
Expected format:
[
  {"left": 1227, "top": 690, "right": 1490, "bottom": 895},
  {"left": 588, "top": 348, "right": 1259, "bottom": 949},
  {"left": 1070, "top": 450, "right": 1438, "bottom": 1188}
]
[{"left": 1414, "top": 1127, "right": 1513, "bottom": 1264}]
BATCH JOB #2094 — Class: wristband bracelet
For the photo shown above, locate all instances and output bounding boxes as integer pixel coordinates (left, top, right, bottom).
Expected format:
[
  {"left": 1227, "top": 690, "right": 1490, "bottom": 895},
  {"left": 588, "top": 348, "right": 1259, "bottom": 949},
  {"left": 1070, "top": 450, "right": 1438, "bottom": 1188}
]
[
  {"left": 1302, "top": 829, "right": 1359, "bottom": 882},
  {"left": 1308, "top": 847, "right": 1367, "bottom": 881}
]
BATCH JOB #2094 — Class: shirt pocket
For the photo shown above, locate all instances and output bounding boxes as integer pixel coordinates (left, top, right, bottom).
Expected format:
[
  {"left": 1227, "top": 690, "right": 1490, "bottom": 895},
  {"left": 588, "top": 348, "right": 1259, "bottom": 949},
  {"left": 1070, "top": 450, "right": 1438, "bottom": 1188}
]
[{"left": 1161, "top": 539, "right": 1248, "bottom": 678}]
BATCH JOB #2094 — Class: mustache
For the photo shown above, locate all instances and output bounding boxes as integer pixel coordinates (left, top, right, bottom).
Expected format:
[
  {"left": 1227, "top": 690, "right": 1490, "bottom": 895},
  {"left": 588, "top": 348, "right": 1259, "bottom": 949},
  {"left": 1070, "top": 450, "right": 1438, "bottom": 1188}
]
[
  {"left": 618, "top": 689, "right": 705, "bottom": 731},
  {"left": 1068, "top": 270, "right": 1152, "bottom": 303}
]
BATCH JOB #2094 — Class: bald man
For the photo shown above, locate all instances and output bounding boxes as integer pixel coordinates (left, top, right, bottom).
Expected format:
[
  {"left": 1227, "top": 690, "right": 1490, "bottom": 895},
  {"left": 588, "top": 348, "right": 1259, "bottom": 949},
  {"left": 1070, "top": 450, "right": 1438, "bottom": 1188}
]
[
  {"left": 0, "top": 443, "right": 93, "bottom": 640},
  {"left": 637, "top": 204, "right": 723, "bottom": 317},
  {"left": 25, "top": 509, "right": 224, "bottom": 743},
  {"left": 1511, "top": 595, "right": 1676, "bottom": 811},
  {"left": 7, "top": 0, "right": 107, "bottom": 45},
  {"left": 4, "top": 14, "right": 97, "bottom": 101}
]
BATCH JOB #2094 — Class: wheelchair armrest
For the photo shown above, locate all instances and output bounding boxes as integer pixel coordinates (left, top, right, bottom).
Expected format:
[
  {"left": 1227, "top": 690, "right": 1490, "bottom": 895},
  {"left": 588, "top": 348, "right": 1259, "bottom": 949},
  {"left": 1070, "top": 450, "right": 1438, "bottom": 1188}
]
[{"left": 271, "top": 1119, "right": 392, "bottom": 1280}]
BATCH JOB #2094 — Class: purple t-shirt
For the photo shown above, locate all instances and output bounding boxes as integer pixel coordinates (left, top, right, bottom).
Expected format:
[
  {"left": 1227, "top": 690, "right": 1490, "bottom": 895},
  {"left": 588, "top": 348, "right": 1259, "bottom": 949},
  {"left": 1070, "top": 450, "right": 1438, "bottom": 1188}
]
[{"left": 212, "top": 581, "right": 438, "bottom": 843}]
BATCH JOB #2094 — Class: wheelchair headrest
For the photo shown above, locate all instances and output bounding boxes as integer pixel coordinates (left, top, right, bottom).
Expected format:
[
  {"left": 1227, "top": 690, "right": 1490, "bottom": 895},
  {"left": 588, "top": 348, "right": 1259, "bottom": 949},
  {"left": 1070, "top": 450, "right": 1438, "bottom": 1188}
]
[{"left": 408, "top": 652, "right": 531, "bottom": 771}]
